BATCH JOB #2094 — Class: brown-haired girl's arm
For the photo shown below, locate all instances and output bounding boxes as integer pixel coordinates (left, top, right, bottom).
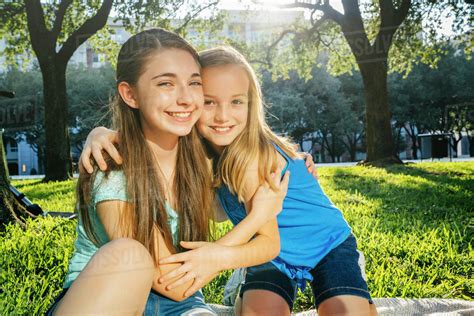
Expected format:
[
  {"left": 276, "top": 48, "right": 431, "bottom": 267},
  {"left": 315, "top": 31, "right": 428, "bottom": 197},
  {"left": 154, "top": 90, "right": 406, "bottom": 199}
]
[
  {"left": 79, "top": 127, "right": 122, "bottom": 174},
  {"left": 96, "top": 200, "right": 194, "bottom": 302}
]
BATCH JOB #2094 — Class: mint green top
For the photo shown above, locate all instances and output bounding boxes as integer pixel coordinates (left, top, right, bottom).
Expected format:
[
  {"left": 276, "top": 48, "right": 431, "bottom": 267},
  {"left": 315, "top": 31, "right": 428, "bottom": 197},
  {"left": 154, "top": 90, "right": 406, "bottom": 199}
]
[{"left": 63, "top": 170, "right": 178, "bottom": 289}]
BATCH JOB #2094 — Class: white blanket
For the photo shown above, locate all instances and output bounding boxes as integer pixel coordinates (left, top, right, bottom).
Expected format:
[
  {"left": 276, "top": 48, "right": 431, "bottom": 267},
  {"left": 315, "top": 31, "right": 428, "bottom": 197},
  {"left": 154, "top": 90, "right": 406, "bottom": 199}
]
[{"left": 209, "top": 298, "right": 474, "bottom": 316}]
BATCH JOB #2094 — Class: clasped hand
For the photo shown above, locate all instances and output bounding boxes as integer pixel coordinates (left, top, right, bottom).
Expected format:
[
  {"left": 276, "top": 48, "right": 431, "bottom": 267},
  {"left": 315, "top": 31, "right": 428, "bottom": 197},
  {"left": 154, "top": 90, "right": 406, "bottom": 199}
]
[{"left": 158, "top": 241, "right": 227, "bottom": 298}]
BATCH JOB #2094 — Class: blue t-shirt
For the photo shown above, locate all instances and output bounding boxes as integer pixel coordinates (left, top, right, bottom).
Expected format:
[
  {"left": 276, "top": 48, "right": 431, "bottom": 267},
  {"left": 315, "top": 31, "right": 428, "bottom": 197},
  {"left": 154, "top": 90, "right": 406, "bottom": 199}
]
[
  {"left": 63, "top": 170, "right": 178, "bottom": 288},
  {"left": 217, "top": 145, "right": 351, "bottom": 289}
]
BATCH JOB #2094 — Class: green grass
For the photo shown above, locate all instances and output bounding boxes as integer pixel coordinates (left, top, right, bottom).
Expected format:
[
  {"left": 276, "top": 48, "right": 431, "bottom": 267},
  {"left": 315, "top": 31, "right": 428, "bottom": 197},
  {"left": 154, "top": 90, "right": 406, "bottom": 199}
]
[{"left": 1, "top": 162, "right": 473, "bottom": 314}]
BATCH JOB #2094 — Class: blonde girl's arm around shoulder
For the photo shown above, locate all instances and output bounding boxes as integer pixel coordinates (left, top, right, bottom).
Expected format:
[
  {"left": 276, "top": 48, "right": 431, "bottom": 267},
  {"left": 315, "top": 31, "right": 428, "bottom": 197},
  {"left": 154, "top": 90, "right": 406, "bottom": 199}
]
[
  {"left": 79, "top": 127, "right": 122, "bottom": 174},
  {"left": 217, "top": 159, "right": 289, "bottom": 247},
  {"left": 96, "top": 200, "right": 194, "bottom": 302},
  {"left": 215, "top": 162, "right": 287, "bottom": 262}
]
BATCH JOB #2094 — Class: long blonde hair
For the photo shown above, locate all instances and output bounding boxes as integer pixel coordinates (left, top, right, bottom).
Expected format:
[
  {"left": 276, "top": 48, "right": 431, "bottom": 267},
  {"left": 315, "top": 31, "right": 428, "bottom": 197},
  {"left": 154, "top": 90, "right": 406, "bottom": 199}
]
[
  {"left": 77, "top": 28, "right": 213, "bottom": 262},
  {"left": 199, "top": 46, "right": 300, "bottom": 201}
]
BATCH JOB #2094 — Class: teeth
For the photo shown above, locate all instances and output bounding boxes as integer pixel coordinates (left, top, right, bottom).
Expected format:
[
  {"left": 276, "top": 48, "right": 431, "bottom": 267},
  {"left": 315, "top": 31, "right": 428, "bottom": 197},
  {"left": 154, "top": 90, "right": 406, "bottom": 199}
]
[
  {"left": 214, "top": 127, "right": 231, "bottom": 132},
  {"left": 169, "top": 112, "right": 191, "bottom": 118}
]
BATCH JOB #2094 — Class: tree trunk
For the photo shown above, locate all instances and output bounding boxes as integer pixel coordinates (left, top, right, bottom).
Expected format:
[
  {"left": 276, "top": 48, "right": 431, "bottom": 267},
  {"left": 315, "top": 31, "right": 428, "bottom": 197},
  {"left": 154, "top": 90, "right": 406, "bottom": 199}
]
[
  {"left": 37, "top": 144, "right": 45, "bottom": 174},
  {"left": 395, "top": 126, "right": 403, "bottom": 154},
  {"left": 40, "top": 61, "right": 72, "bottom": 181},
  {"left": 451, "top": 133, "right": 462, "bottom": 158},
  {"left": 411, "top": 134, "right": 418, "bottom": 159},
  {"left": 330, "top": 136, "right": 336, "bottom": 162},
  {"left": 320, "top": 144, "right": 326, "bottom": 163},
  {"left": 345, "top": 133, "right": 358, "bottom": 162},
  {"left": 24, "top": 0, "right": 113, "bottom": 181},
  {"left": 359, "top": 61, "right": 401, "bottom": 165},
  {"left": 0, "top": 133, "right": 33, "bottom": 229},
  {"left": 468, "top": 135, "right": 474, "bottom": 157},
  {"left": 349, "top": 135, "right": 357, "bottom": 162}
]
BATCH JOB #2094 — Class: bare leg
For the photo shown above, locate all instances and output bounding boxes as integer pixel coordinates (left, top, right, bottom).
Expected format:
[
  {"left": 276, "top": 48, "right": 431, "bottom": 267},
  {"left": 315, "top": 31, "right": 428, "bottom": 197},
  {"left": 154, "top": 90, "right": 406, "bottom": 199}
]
[
  {"left": 235, "top": 296, "right": 242, "bottom": 316},
  {"left": 239, "top": 290, "right": 289, "bottom": 316},
  {"left": 370, "top": 302, "right": 378, "bottom": 316},
  {"left": 318, "top": 295, "right": 372, "bottom": 316},
  {"left": 54, "top": 238, "right": 156, "bottom": 316}
]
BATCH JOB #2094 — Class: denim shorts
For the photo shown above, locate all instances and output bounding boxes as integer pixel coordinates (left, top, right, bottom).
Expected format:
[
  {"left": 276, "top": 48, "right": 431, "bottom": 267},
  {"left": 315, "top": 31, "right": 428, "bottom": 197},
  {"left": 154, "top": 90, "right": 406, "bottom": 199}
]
[
  {"left": 45, "top": 287, "right": 216, "bottom": 315},
  {"left": 238, "top": 234, "right": 373, "bottom": 310}
]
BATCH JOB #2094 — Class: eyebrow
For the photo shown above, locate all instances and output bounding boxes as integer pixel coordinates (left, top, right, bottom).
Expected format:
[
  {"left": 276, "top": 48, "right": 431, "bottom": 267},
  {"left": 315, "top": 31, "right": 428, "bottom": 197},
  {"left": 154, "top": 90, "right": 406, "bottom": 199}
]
[
  {"left": 232, "top": 93, "right": 248, "bottom": 98},
  {"left": 204, "top": 93, "right": 248, "bottom": 98},
  {"left": 151, "top": 73, "right": 201, "bottom": 80}
]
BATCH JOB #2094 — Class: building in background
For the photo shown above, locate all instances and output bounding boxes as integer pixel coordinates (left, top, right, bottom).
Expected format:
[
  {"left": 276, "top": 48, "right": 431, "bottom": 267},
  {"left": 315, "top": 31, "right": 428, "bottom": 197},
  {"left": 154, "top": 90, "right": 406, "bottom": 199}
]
[{"left": 4, "top": 137, "right": 39, "bottom": 176}]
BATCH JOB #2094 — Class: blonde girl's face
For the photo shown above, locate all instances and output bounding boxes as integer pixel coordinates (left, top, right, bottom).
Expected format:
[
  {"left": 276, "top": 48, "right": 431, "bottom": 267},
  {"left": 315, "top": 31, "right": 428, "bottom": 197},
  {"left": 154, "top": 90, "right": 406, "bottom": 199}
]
[
  {"left": 132, "top": 49, "right": 204, "bottom": 138},
  {"left": 197, "top": 64, "right": 249, "bottom": 152}
]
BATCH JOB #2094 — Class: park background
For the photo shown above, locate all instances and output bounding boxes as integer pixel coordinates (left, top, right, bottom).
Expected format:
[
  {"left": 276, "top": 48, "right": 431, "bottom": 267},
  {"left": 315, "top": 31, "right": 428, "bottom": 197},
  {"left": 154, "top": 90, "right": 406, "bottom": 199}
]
[{"left": 0, "top": 0, "right": 472, "bottom": 315}]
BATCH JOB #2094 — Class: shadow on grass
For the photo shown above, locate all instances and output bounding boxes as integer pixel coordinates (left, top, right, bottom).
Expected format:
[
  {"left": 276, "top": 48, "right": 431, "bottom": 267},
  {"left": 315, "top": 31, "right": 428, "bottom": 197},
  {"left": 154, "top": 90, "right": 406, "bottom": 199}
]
[
  {"left": 323, "top": 164, "right": 473, "bottom": 300},
  {"left": 330, "top": 164, "right": 473, "bottom": 249}
]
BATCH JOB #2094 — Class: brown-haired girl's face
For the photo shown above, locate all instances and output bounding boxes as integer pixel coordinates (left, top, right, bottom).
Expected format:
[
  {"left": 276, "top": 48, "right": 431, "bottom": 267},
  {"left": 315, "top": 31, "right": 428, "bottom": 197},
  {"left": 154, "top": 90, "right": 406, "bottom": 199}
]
[
  {"left": 197, "top": 64, "right": 249, "bottom": 151},
  {"left": 132, "top": 48, "right": 204, "bottom": 138}
]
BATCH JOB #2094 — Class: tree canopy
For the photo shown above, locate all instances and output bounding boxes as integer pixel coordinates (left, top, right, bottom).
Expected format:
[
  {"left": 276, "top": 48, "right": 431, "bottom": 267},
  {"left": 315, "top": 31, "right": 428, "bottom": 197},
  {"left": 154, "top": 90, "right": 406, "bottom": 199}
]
[{"left": 249, "top": 0, "right": 471, "bottom": 164}]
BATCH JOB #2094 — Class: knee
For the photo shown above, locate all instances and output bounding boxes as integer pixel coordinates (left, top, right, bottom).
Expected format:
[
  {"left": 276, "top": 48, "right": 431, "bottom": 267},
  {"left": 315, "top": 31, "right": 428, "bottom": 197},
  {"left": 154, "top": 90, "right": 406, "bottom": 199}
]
[
  {"left": 318, "top": 296, "right": 371, "bottom": 316},
  {"left": 242, "top": 290, "right": 290, "bottom": 316},
  {"left": 96, "top": 238, "right": 155, "bottom": 272}
]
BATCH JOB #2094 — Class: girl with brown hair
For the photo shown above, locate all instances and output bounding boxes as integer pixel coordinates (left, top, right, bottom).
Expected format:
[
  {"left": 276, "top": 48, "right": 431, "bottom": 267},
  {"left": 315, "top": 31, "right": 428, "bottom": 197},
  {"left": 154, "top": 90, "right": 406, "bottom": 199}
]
[{"left": 46, "top": 29, "right": 288, "bottom": 316}]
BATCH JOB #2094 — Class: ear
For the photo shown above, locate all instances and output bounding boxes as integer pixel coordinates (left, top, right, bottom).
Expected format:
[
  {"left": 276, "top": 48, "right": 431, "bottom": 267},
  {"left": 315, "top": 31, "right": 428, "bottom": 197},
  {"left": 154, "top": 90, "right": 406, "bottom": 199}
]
[{"left": 117, "top": 81, "right": 139, "bottom": 109}]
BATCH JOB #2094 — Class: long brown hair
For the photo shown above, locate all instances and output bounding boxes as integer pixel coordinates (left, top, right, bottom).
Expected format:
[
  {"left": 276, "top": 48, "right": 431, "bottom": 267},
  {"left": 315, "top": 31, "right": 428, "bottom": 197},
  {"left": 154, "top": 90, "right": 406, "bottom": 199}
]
[
  {"left": 77, "top": 28, "right": 213, "bottom": 262},
  {"left": 199, "top": 46, "right": 301, "bottom": 202}
]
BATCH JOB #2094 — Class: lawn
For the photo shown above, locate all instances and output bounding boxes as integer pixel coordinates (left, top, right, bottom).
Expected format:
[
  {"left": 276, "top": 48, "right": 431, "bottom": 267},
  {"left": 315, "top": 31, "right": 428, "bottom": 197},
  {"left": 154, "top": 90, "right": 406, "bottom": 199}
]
[{"left": 1, "top": 162, "right": 473, "bottom": 314}]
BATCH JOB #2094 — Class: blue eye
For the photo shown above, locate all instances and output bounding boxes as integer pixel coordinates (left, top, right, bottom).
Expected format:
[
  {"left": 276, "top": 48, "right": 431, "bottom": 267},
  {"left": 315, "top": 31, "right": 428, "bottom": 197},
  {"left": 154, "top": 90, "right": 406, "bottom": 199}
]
[{"left": 232, "top": 99, "right": 244, "bottom": 105}]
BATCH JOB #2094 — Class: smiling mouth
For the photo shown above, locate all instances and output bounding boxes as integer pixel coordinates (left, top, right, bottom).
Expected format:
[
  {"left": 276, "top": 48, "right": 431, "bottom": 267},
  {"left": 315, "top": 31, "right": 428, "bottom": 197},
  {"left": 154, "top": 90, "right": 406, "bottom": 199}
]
[
  {"left": 165, "top": 111, "right": 192, "bottom": 119},
  {"left": 210, "top": 126, "right": 234, "bottom": 133}
]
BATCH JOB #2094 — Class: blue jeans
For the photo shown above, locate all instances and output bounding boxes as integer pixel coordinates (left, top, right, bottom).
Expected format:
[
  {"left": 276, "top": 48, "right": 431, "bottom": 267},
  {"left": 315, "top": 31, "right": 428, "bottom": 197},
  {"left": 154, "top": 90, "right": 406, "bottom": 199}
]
[
  {"left": 239, "top": 234, "right": 373, "bottom": 310},
  {"left": 145, "top": 289, "right": 216, "bottom": 315}
]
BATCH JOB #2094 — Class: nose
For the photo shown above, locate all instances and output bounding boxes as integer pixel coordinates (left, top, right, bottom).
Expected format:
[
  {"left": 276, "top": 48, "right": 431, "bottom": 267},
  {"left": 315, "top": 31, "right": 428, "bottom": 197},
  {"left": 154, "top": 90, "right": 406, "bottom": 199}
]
[
  {"left": 215, "top": 104, "right": 229, "bottom": 123},
  {"left": 177, "top": 84, "right": 193, "bottom": 106}
]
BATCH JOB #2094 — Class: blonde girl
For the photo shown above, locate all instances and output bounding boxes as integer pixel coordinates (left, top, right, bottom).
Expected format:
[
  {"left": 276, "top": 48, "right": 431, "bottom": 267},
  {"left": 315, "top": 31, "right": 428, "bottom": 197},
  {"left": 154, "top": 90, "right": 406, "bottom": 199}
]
[{"left": 162, "top": 47, "right": 377, "bottom": 316}]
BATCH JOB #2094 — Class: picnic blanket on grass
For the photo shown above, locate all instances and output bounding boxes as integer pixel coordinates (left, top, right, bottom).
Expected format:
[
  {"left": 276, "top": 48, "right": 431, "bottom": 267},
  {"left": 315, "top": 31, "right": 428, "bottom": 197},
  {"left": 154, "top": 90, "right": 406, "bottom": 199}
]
[{"left": 209, "top": 298, "right": 474, "bottom": 316}]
